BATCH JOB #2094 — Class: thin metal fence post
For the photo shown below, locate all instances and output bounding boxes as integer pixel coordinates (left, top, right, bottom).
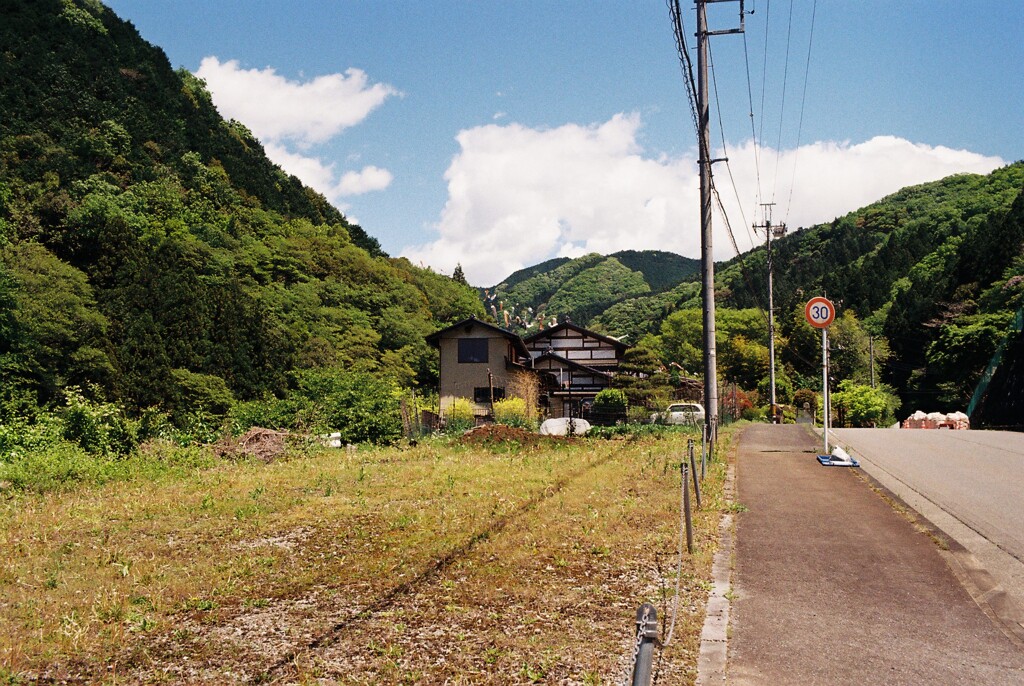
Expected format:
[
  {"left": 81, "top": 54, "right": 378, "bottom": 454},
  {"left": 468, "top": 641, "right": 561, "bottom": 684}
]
[
  {"left": 688, "top": 438, "right": 699, "bottom": 482},
  {"left": 689, "top": 447, "right": 702, "bottom": 510},
  {"left": 701, "top": 433, "right": 707, "bottom": 480},
  {"left": 682, "top": 462, "right": 693, "bottom": 554},
  {"left": 631, "top": 604, "right": 658, "bottom": 686},
  {"left": 701, "top": 424, "right": 707, "bottom": 469}
]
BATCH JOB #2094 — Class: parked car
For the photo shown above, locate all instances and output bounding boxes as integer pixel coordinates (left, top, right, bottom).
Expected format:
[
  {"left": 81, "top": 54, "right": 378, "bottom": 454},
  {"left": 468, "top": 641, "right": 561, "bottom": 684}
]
[{"left": 651, "top": 402, "right": 705, "bottom": 425}]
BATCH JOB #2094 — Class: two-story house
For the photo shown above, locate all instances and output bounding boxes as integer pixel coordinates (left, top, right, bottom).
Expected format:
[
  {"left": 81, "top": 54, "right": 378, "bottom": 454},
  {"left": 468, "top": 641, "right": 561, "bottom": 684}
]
[
  {"left": 426, "top": 317, "right": 628, "bottom": 421},
  {"left": 425, "top": 317, "right": 534, "bottom": 417},
  {"left": 523, "top": 321, "right": 629, "bottom": 418}
]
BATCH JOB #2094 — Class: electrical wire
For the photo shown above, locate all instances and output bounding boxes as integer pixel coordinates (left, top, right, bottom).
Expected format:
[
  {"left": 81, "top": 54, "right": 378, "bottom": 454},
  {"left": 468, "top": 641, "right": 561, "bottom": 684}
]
[
  {"left": 742, "top": 30, "right": 764, "bottom": 238},
  {"left": 784, "top": 0, "right": 818, "bottom": 224},
  {"left": 771, "top": 0, "right": 795, "bottom": 205},
  {"left": 758, "top": 0, "right": 771, "bottom": 150},
  {"left": 708, "top": 42, "right": 754, "bottom": 251},
  {"left": 668, "top": 0, "right": 700, "bottom": 142}
]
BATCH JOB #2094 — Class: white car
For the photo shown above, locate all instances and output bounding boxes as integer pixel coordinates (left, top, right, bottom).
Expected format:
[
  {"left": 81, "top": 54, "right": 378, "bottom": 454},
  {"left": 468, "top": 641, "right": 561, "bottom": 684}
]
[{"left": 652, "top": 403, "right": 705, "bottom": 426}]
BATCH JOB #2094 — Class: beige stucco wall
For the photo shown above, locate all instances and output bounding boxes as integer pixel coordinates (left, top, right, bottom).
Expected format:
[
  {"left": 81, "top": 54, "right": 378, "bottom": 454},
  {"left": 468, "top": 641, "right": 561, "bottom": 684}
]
[{"left": 437, "top": 327, "right": 516, "bottom": 415}]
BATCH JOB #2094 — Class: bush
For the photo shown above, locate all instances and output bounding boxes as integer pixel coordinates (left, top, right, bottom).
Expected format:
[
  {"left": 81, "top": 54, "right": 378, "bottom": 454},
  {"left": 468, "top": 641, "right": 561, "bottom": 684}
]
[
  {"left": 444, "top": 397, "right": 476, "bottom": 433},
  {"left": 228, "top": 396, "right": 303, "bottom": 435},
  {"left": 225, "top": 369, "right": 403, "bottom": 445},
  {"left": 169, "top": 369, "right": 235, "bottom": 425},
  {"left": 593, "top": 388, "right": 628, "bottom": 413},
  {"left": 493, "top": 397, "right": 533, "bottom": 429},
  {"left": 294, "top": 368, "right": 403, "bottom": 445},
  {"left": 60, "top": 387, "right": 139, "bottom": 456}
]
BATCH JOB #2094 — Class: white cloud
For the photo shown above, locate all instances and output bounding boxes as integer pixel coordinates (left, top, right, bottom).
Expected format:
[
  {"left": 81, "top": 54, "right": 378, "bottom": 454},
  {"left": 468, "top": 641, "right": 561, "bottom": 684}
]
[
  {"left": 718, "top": 136, "right": 1004, "bottom": 245},
  {"left": 196, "top": 57, "right": 398, "bottom": 147},
  {"left": 195, "top": 57, "right": 397, "bottom": 204},
  {"left": 402, "top": 116, "right": 1004, "bottom": 285},
  {"left": 337, "top": 166, "right": 394, "bottom": 196}
]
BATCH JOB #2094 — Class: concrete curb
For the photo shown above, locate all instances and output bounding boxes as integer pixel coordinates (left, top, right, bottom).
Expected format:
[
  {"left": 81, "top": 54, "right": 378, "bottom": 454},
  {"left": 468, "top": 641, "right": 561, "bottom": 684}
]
[{"left": 696, "top": 464, "right": 735, "bottom": 684}]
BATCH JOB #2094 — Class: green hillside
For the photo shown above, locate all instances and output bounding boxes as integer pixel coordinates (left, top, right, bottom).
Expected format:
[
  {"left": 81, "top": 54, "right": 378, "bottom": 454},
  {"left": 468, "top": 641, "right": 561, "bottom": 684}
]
[
  {"left": 496, "top": 165, "right": 1024, "bottom": 424},
  {"left": 0, "top": 0, "right": 483, "bottom": 421},
  {"left": 486, "top": 249, "right": 699, "bottom": 331},
  {"left": 716, "top": 163, "right": 1024, "bottom": 415}
]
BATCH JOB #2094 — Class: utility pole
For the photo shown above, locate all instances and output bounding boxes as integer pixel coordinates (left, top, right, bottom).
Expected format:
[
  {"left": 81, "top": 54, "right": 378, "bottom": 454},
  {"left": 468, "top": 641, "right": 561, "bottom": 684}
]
[
  {"left": 753, "top": 202, "right": 786, "bottom": 423},
  {"left": 696, "top": 0, "right": 744, "bottom": 442}
]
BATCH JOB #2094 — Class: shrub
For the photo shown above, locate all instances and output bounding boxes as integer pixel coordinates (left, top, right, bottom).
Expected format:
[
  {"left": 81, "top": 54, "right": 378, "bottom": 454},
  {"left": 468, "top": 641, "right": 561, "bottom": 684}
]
[
  {"left": 593, "top": 388, "right": 628, "bottom": 413},
  {"left": 493, "top": 397, "right": 533, "bottom": 428},
  {"left": 169, "top": 369, "right": 235, "bottom": 425},
  {"left": 294, "top": 368, "right": 403, "bottom": 445},
  {"left": 228, "top": 396, "right": 304, "bottom": 435},
  {"left": 60, "top": 387, "right": 139, "bottom": 456},
  {"left": 444, "top": 397, "right": 476, "bottom": 433}
]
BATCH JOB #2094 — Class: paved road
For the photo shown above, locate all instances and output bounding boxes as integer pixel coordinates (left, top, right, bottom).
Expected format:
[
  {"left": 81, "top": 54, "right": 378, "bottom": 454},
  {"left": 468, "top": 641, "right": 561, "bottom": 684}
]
[
  {"left": 728, "top": 424, "right": 1024, "bottom": 685},
  {"left": 833, "top": 428, "right": 1024, "bottom": 612}
]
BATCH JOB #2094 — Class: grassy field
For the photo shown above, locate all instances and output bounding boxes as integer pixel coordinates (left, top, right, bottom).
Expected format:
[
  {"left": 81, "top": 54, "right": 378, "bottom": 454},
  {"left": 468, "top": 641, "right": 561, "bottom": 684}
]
[{"left": 1, "top": 428, "right": 729, "bottom": 684}]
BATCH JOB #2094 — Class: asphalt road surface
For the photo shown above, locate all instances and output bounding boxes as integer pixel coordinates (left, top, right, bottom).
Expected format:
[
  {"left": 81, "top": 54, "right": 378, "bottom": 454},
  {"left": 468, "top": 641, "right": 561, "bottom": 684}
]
[
  {"left": 728, "top": 425, "right": 1024, "bottom": 685},
  {"left": 833, "top": 427, "right": 1024, "bottom": 615}
]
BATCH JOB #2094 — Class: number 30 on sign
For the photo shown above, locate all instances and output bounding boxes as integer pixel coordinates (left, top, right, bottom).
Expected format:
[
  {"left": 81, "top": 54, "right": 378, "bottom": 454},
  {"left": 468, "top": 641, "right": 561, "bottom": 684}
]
[{"left": 805, "top": 296, "right": 835, "bottom": 329}]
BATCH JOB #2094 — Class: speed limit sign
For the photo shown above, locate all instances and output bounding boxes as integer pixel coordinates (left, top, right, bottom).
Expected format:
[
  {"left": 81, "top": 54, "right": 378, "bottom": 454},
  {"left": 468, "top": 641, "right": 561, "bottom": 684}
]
[{"left": 805, "top": 296, "right": 835, "bottom": 329}]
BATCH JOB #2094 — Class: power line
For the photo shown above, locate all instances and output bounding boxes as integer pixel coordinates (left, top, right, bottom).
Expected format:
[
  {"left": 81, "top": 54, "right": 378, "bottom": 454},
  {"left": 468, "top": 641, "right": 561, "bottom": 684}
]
[
  {"left": 668, "top": 0, "right": 700, "bottom": 142},
  {"left": 741, "top": 29, "right": 764, "bottom": 245},
  {"left": 771, "top": 0, "right": 795, "bottom": 205},
  {"left": 708, "top": 41, "right": 755, "bottom": 251},
  {"left": 784, "top": 0, "right": 818, "bottom": 224},
  {"left": 758, "top": 0, "right": 771, "bottom": 150}
]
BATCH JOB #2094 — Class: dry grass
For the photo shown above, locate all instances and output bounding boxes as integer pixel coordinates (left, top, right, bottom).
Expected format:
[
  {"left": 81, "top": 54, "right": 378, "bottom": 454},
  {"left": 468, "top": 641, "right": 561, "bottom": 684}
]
[{"left": 0, "top": 431, "right": 727, "bottom": 684}]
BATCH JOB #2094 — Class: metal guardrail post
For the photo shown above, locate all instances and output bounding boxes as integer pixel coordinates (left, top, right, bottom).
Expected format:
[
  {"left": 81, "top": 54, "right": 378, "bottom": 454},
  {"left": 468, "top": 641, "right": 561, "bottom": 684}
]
[{"left": 631, "top": 603, "right": 659, "bottom": 686}]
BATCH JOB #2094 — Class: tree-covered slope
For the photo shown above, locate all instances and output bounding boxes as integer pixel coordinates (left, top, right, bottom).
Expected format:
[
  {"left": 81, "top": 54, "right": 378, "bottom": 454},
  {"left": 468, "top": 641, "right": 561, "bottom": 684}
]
[
  {"left": 485, "top": 250, "right": 698, "bottom": 332},
  {"left": 0, "top": 0, "right": 483, "bottom": 414},
  {"left": 499, "top": 164, "right": 1024, "bottom": 422},
  {"left": 716, "top": 162, "right": 1024, "bottom": 414}
]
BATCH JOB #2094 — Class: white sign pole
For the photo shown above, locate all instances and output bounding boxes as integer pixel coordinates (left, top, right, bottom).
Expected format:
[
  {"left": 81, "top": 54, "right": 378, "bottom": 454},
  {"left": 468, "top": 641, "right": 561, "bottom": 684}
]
[
  {"left": 806, "top": 296, "right": 835, "bottom": 455},
  {"left": 822, "top": 327, "right": 830, "bottom": 455}
]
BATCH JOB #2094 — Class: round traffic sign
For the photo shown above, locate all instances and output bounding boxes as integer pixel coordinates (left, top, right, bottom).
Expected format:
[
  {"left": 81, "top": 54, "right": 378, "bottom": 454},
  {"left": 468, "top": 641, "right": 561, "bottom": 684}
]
[{"left": 805, "top": 296, "right": 835, "bottom": 329}]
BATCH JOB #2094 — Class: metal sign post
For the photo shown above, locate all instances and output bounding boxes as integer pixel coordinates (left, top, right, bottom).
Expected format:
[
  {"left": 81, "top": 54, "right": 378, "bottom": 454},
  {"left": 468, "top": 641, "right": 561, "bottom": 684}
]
[
  {"left": 822, "top": 327, "right": 830, "bottom": 454},
  {"left": 805, "top": 297, "right": 836, "bottom": 454}
]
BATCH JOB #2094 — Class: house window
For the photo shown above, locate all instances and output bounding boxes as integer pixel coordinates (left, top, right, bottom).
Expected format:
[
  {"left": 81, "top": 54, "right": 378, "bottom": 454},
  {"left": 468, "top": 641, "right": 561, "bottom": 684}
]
[
  {"left": 474, "top": 387, "right": 505, "bottom": 403},
  {"left": 458, "top": 338, "right": 489, "bottom": 363}
]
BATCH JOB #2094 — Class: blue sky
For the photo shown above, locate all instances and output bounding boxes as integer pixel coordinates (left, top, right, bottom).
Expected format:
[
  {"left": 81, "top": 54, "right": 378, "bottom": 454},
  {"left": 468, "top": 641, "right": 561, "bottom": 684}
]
[{"left": 104, "top": 1, "right": 1023, "bottom": 285}]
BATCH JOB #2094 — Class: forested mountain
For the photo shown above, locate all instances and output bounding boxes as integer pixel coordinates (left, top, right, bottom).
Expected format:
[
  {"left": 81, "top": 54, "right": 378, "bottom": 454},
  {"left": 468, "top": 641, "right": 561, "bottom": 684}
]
[
  {"left": 485, "top": 250, "right": 699, "bottom": 332},
  {"left": 0, "top": 0, "right": 483, "bottom": 416},
  {"left": 501, "top": 164, "right": 1024, "bottom": 422},
  {"left": 716, "top": 163, "right": 1024, "bottom": 415}
]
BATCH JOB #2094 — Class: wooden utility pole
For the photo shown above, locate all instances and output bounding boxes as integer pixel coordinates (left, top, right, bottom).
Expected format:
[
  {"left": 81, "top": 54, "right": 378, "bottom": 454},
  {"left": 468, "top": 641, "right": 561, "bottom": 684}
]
[{"left": 697, "top": 0, "right": 744, "bottom": 441}]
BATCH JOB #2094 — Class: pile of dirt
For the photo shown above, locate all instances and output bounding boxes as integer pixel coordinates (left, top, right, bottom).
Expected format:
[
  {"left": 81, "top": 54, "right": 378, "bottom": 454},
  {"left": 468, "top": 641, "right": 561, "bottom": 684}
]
[
  {"left": 215, "top": 428, "right": 289, "bottom": 463},
  {"left": 459, "top": 423, "right": 552, "bottom": 447}
]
